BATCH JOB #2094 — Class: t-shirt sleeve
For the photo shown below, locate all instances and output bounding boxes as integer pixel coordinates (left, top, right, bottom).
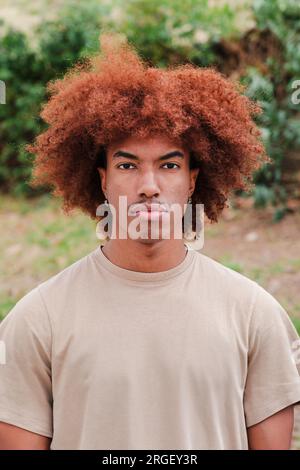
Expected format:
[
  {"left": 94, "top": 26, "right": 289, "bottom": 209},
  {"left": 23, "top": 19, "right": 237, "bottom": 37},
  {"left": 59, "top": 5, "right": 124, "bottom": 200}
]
[
  {"left": 0, "top": 286, "right": 53, "bottom": 438},
  {"left": 244, "top": 283, "right": 300, "bottom": 428}
]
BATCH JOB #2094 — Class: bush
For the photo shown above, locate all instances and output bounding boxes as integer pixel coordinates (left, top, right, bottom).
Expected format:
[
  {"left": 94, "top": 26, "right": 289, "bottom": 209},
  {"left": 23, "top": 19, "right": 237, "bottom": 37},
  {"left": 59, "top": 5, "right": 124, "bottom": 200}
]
[
  {"left": 0, "top": 29, "right": 44, "bottom": 196},
  {"left": 0, "top": 3, "right": 106, "bottom": 196},
  {"left": 114, "top": 0, "right": 237, "bottom": 67},
  {"left": 240, "top": 0, "right": 300, "bottom": 219}
]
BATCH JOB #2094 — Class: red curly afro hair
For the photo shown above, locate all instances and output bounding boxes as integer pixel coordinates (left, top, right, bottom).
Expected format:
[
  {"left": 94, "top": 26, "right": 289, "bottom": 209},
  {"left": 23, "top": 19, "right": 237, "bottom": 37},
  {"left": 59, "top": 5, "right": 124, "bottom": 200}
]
[{"left": 27, "top": 32, "right": 271, "bottom": 229}]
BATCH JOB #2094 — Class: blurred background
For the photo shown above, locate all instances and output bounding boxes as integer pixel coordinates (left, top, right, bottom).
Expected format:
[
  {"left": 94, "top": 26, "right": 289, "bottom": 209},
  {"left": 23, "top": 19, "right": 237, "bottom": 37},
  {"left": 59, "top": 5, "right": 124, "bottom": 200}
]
[{"left": 0, "top": 0, "right": 300, "bottom": 448}]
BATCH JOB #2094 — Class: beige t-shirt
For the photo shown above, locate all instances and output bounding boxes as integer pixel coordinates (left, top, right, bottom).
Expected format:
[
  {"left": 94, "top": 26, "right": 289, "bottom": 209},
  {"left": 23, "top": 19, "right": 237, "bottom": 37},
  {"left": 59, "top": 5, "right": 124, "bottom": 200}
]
[{"left": 0, "top": 244, "right": 300, "bottom": 450}]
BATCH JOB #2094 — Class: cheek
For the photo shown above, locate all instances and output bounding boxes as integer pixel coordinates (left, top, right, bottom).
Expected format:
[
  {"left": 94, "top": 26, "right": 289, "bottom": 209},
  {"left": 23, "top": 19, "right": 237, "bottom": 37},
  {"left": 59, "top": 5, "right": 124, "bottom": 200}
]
[
  {"left": 108, "top": 182, "right": 134, "bottom": 215},
  {"left": 165, "top": 176, "right": 190, "bottom": 199},
  {"left": 108, "top": 175, "right": 133, "bottom": 198}
]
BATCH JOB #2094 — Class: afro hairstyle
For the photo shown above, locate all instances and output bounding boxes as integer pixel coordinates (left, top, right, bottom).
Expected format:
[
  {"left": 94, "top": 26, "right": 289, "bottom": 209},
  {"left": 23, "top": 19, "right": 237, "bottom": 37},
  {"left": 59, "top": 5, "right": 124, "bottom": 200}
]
[{"left": 26, "top": 31, "right": 271, "bottom": 230}]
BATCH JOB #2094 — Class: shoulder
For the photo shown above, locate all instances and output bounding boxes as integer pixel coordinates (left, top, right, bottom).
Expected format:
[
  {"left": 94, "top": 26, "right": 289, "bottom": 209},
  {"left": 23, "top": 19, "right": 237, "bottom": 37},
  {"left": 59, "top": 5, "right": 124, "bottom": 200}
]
[
  {"left": 1, "top": 248, "right": 96, "bottom": 330},
  {"left": 38, "top": 250, "right": 93, "bottom": 293},
  {"left": 193, "top": 249, "right": 258, "bottom": 296},
  {"left": 0, "top": 285, "right": 52, "bottom": 357},
  {"left": 1, "top": 286, "right": 46, "bottom": 326},
  {"left": 192, "top": 251, "right": 299, "bottom": 356},
  {"left": 192, "top": 250, "right": 290, "bottom": 327}
]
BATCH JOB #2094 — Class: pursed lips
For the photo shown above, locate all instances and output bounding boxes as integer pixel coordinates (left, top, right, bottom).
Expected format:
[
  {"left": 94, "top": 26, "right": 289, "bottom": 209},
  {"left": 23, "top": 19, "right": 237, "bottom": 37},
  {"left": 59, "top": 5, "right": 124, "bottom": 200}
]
[{"left": 129, "top": 203, "right": 169, "bottom": 215}]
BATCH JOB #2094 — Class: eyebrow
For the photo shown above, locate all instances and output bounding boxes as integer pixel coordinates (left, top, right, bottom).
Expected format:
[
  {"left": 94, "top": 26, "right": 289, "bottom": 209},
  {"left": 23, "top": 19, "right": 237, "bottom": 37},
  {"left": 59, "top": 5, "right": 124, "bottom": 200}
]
[{"left": 112, "top": 150, "right": 185, "bottom": 161}]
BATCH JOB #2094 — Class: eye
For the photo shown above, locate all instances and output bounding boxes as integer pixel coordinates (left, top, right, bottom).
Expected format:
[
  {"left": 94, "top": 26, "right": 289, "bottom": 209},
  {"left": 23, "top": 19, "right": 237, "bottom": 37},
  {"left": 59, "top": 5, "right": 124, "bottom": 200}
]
[
  {"left": 161, "top": 162, "right": 180, "bottom": 169},
  {"left": 117, "top": 163, "right": 136, "bottom": 170}
]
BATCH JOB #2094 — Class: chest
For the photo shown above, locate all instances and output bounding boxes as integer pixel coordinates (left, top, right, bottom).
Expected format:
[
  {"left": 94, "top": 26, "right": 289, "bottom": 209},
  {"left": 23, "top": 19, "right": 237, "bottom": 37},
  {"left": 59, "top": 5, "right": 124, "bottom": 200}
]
[{"left": 52, "top": 291, "right": 247, "bottom": 398}]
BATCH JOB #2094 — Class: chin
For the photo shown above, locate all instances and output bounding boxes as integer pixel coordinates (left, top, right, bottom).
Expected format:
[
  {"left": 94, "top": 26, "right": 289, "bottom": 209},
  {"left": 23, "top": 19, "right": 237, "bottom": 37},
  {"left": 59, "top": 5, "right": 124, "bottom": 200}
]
[{"left": 134, "top": 236, "right": 163, "bottom": 245}]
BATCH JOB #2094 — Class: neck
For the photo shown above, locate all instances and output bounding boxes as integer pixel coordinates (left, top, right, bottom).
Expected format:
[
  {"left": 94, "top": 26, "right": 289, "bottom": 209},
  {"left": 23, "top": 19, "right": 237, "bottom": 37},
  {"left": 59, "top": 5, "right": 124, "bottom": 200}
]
[{"left": 101, "top": 238, "right": 188, "bottom": 273}]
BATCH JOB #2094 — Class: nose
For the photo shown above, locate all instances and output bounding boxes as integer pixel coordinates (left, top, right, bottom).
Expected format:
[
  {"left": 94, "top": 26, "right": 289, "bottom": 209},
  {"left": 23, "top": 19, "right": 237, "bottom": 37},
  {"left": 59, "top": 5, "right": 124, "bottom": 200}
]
[{"left": 137, "top": 170, "right": 160, "bottom": 199}]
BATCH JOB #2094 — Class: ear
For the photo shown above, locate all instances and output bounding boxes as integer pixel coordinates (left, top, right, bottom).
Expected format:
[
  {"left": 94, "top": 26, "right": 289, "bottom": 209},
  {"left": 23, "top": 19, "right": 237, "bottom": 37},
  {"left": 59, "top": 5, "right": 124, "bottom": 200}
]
[
  {"left": 97, "top": 167, "right": 107, "bottom": 197},
  {"left": 189, "top": 168, "right": 200, "bottom": 195}
]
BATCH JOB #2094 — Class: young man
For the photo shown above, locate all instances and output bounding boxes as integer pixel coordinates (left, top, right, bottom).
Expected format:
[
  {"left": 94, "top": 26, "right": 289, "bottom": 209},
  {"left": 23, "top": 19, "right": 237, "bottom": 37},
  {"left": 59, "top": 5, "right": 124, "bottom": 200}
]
[{"left": 0, "top": 33, "right": 300, "bottom": 450}]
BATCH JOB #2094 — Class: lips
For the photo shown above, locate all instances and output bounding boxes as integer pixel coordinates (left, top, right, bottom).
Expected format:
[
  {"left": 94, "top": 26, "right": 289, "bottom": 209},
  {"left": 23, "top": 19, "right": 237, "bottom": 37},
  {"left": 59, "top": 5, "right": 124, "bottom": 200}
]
[
  {"left": 139, "top": 205, "right": 166, "bottom": 213},
  {"left": 129, "top": 203, "right": 169, "bottom": 216}
]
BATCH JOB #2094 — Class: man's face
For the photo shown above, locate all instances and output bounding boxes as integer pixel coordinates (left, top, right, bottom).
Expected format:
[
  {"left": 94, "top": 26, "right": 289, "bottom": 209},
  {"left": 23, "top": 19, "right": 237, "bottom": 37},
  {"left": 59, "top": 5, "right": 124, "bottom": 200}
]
[{"left": 97, "top": 134, "right": 199, "bottom": 245}]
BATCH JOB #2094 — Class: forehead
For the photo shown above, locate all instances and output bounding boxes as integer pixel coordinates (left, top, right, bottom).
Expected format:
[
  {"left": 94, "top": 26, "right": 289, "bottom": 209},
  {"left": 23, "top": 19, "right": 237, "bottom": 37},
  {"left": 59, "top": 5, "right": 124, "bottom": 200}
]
[{"left": 107, "top": 134, "right": 188, "bottom": 156}]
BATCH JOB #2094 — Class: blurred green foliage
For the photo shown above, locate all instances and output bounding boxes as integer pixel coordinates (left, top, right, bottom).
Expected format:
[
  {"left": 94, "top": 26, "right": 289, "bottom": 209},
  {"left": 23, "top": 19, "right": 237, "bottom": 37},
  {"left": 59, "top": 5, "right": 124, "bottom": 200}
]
[
  {"left": 0, "top": 3, "right": 105, "bottom": 196},
  {"left": 241, "top": 0, "right": 300, "bottom": 220},
  {"left": 113, "top": 0, "right": 237, "bottom": 67}
]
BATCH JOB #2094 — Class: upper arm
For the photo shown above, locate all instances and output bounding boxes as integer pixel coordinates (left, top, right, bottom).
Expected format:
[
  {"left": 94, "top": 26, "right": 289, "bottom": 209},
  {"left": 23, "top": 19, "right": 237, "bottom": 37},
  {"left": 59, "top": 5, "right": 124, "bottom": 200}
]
[
  {"left": 244, "top": 285, "right": 300, "bottom": 428},
  {"left": 0, "top": 287, "right": 53, "bottom": 440},
  {"left": 247, "top": 404, "right": 294, "bottom": 450},
  {"left": 0, "top": 421, "right": 51, "bottom": 450}
]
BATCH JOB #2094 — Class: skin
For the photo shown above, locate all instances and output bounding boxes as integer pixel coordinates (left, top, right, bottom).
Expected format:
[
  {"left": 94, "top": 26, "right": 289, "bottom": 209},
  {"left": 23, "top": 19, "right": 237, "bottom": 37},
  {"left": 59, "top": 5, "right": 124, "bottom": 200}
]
[
  {"left": 97, "top": 134, "right": 200, "bottom": 273},
  {"left": 247, "top": 405, "right": 294, "bottom": 450},
  {"left": 0, "top": 134, "right": 295, "bottom": 449},
  {"left": 0, "top": 422, "right": 51, "bottom": 449},
  {"left": 0, "top": 405, "right": 294, "bottom": 450}
]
